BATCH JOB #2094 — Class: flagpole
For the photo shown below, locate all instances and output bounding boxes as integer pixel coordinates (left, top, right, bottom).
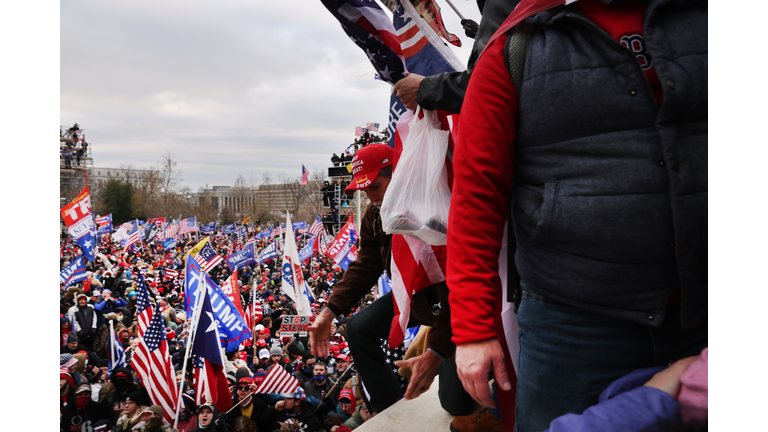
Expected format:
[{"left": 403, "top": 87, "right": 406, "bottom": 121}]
[
  {"left": 109, "top": 320, "right": 116, "bottom": 374},
  {"left": 173, "top": 267, "right": 207, "bottom": 429}
]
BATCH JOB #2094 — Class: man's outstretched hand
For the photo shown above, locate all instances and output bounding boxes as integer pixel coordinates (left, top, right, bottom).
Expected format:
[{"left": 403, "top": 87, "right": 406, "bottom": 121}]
[
  {"left": 455, "top": 338, "right": 512, "bottom": 408},
  {"left": 395, "top": 349, "right": 442, "bottom": 400},
  {"left": 393, "top": 73, "right": 425, "bottom": 111},
  {"left": 308, "top": 307, "right": 334, "bottom": 357}
]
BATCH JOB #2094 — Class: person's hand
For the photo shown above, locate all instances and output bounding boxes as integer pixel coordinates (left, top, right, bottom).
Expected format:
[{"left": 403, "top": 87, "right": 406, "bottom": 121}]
[
  {"left": 308, "top": 308, "right": 334, "bottom": 357},
  {"left": 644, "top": 355, "right": 699, "bottom": 398},
  {"left": 455, "top": 338, "right": 512, "bottom": 408},
  {"left": 275, "top": 400, "right": 285, "bottom": 411},
  {"left": 135, "top": 411, "right": 153, "bottom": 423},
  {"left": 395, "top": 350, "right": 443, "bottom": 400},
  {"left": 393, "top": 73, "right": 425, "bottom": 111},
  {"left": 461, "top": 19, "right": 479, "bottom": 38}
]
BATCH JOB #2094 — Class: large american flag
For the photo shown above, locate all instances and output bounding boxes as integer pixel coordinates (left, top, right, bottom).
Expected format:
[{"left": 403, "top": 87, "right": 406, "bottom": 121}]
[
  {"left": 179, "top": 216, "right": 198, "bottom": 235},
  {"left": 194, "top": 241, "right": 224, "bottom": 273},
  {"left": 308, "top": 215, "right": 325, "bottom": 238},
  {"left": 366, "top": 122, "right": 379, "bottom": 133},
  {"left": 256, "top": 361, "right": 301, "bottom": 395},
  {"left": 355, "top": 126, "right": 365, "bottom": 137},
  {"left": 320, "top": 0, "right": 407, "bottom": 85},
  {"left": 164, "top": 221, "right": 179, "bottom": 241},
  {"left": 300, "top": 165, "right": 309, "bottom": 185},
  {"left": 132, "top": 276, "right": 178, "bottom": 424},
  {"left": 123, "top": 230, "right": 143, "bottom": 253}
]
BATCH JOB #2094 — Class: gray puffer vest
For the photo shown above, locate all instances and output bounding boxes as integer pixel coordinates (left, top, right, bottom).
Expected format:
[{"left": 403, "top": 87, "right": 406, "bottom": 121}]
[{"left": 510, "top": 0, "right": 707, "bottom": 329}]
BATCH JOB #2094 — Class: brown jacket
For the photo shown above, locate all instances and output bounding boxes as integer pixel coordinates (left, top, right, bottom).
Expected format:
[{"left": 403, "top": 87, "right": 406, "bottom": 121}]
[{"left": 326, "top": 204, "right": 455, "bottom": 357}]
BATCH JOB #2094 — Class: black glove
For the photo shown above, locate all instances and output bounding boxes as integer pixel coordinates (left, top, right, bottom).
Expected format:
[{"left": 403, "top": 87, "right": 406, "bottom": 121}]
[{"left": 461, "top": 19, "right": 479, "bottom": 38}]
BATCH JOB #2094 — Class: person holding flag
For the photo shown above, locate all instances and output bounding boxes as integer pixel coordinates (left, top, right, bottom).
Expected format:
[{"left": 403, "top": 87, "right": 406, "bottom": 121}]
[{"left": 307, "top": 144, "right": 471, "bottom": 418}]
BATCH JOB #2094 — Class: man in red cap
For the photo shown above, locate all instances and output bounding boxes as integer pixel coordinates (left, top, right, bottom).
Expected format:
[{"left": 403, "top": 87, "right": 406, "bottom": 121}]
[{"left": 308, "top": 144, "right": 470, "bottom": 417}]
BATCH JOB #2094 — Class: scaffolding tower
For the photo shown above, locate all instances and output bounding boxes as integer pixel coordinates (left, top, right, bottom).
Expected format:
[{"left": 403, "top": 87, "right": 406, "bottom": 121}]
[{"left": 60, "top": 124, "right": 93, "bottom": 207}]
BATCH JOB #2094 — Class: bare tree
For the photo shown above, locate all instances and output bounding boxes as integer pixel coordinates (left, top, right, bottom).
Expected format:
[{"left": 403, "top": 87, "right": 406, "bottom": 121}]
[
  {"left": 233, "top": 174, "right": 251, "bottom": 221},
  {"left": 157, "top": 151, "right": 184, "bottom": 218},
  {"left": 278, "top": 171, "right": 314, "bottom": 221},
  {"left": 195, "top": 184, "right": 219, "bottom": 224},
  {"left": 134, "top": 166, "right": 162, "bottom": 219}
]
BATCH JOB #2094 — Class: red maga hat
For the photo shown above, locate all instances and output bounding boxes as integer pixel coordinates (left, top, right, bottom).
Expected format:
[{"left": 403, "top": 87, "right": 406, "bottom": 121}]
[{"left": 344, "top": 144, "right": 394, "bottom": 195}]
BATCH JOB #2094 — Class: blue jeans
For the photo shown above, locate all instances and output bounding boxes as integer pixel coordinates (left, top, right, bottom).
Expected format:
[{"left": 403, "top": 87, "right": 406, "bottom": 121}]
[{"left": 514, "top": 284, "right": 707, "bottom": 432}]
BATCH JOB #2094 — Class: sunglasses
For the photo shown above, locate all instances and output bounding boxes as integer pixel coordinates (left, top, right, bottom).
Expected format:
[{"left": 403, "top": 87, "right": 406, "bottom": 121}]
[{"left": 237, "top": 386, "right": 251, "bottom": 391}]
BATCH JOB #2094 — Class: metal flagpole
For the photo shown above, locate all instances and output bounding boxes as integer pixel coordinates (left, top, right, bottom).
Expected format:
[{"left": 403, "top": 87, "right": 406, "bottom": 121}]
[{"left": 444, "top": 0, "right": 465, "bottom": 20}]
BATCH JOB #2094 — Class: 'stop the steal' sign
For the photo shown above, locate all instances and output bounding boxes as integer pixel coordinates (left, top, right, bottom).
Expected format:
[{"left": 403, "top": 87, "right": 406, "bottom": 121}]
[{"left": 280, "top": 315, "right": 310, "bottom": 337}]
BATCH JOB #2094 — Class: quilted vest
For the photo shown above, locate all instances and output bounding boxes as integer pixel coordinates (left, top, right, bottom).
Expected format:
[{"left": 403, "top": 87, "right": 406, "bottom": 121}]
[{"left": 510, "top": 0, "right": 707, "bottom": 329}]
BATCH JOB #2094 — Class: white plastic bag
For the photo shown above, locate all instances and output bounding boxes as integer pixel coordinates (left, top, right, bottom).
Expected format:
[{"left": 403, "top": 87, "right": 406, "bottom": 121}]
[{"left": 380, "top": 107, "right": 451, "bottom": 245}]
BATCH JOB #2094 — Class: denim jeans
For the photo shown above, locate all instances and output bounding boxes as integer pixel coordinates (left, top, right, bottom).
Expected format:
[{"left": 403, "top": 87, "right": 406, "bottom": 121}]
[
  {"left": 514, "top": 283, "right": 707, "bottom": 432},
  {"left": 346, "top": 291, "right": 473, "bottom": 415}
]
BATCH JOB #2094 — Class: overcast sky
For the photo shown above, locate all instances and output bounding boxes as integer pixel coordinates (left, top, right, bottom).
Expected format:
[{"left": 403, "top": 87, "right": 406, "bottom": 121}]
[{"left": 60, "top": 0, "right": 481, "bottom": 190}]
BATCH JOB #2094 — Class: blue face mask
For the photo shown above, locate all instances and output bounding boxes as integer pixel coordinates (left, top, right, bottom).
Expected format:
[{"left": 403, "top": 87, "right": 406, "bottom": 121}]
[
  {"left": 313, "top": 374, "right": 325, "bottom": 382},
  {"left": 304, "top": 365, "right": 314, "bottom": 374}
]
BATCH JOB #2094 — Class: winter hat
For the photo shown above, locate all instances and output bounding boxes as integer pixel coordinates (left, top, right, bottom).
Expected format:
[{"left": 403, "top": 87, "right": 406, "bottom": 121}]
[
  {"left": 165, "top": 328, "right": 176, "bottom": 340},
  {"left": 76, "top": 293, "right": 88, "bottom": 301},
  {"left": 281, "top": 386, "right": 306, "bottom": 400},
  {"left": 67, "top": 332, "right": 79, "bottom": 343},
  {"left": 270, "top": 345, "right": 283, "bottom": 357},
  {"left": 258, "top": 349, "right": 270, "bottom": 359},
  {"left": 60, "top": 372, "right": 76, "bottom": 388},
  {"left": 125, "top": 391, "right": 145, "bottom": 405},
  {"left": 61, "top": 353, "right": 78, "bottom": 370},
  {"left": 235, "top": 367, "right": 252, "bottom": 383},
  {"left": 287, "top": 344, "right": 301, "bottom": 356},
  {"left": 148, "top": 405, "right": 164, "bottom": 418}
]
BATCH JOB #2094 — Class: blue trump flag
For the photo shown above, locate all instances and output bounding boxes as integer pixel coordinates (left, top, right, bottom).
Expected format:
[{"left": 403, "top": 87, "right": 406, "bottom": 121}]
[
  {"left": 107, "top": 321, "right": 126, "bottom": 375},
  {"left": 60, "top": 255, "right": 87, "bottom": 288},
  {"left": 221, "top": 223, "right": 237, "bottom": 235},
  {"left": 98, "top": 222, "right": 113, "bottom": 236},
  {"left": 298, "top": 237, "right": 315, "bottom": 263},
  {"left": 184, "top": 257, "right": 252, "bottom": 350},
  {"left": 225, "top": 242, "right": 256, "bottom": 271},
  {"left": 161, "top": 238, "right": 177, "bottom": 250},
  {"left": 293, "top": 221, "right": 307, "bottom": 231},
  {"left": 256, "top": 241, "right": 278, "bottom": 264},
  {"left": 200, "top": 222, "right": 217, "bottom": 235}
]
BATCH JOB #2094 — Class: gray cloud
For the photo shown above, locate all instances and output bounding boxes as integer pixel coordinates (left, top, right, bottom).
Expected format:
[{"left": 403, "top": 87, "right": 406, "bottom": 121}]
[{"left": 61, "top": 0, "right": 480, "bottom": 189}]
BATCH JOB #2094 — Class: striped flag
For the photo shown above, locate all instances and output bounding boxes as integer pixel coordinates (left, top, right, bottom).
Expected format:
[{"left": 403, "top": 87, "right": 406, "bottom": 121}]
[
  {"left": 132, "top": 294, "right": 178, "bottom": 424},
  {"left": 95, "top": 214, "right": 112, "bottom": 225},
  {"left": 300, "top": 165, "right": 309, "bottom": 185},
  {"left": 179, "top": 216, "right": 198, "bottom": 235},
  {"left": 194, "top": 241, "right": 224, "bottom": 273},
  {"left": 355, "top": 126, "right": 365, "bottom": 137},
  {"left": 366, "top": 122, "right": 379, "bottom": 133},
  {"left": 164, "top": 268, "right": 179, "bottom": 279},
  {"left": 308, "top": 215, "right": 325, "bottom": 238},
  {"left": 135, "top": 275, "right": 154, "bottom": 334},
  {"left": 256, "top": 361, "right": 301, "bottom": 395},
  {"left": 123, "top": 230, "right": 143, "bottom": 253},
  {"left": 164, "top": 221, "right": 179, "bottom": 240}
]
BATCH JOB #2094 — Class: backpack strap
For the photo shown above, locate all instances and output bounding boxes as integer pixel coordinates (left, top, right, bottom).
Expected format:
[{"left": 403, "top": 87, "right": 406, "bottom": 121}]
[{"left": 504, "top": 23, "right": 534, "bottom": 97}]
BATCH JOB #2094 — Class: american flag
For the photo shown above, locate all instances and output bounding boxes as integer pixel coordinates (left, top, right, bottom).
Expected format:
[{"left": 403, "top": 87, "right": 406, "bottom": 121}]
[
  {"left": 133, "top": 275, "right": 178, "bottom": 424},
  {"left": 163, "top": 221, "right": 179, "bottom": 241},
  {"left": 194, "top": 241, "right": 224, "bottom": 273},
  {"left": 355, "top": 126, "right": 365, "bottom": 137},
  {"left": 308, "top": 215, "right": 325, "bottom": 238},
  {"left": 269, "top": 223, "right": 280, "bottom": 241},
  {"left": 366, "top": 122, "right": 379, "bottom": 133},
  {"left": 179, "top": 216, "right": 198, "bottom": 235},
  {"left": 300, "top": 164, "right": 309, "bottom": 185},
  {"left": 164, "top": 268, "right": 179, "bottom": 279},
  {"left": 246, "top": 287, "right": 263, "bottom": 333},
  {"left": 320, "top": 0, "right": 407, "bottom": 85},
  {"left": 123, "top": 230, "right": 143, "bottom": 253},
  {"left": 256, "top": 361, "right": 301, "bottom": 395}
]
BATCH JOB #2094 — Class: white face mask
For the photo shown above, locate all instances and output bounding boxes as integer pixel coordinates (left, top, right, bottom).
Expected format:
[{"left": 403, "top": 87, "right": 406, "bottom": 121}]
[{"left": 116, "top": 315, "right": 123, "bottom": 322}]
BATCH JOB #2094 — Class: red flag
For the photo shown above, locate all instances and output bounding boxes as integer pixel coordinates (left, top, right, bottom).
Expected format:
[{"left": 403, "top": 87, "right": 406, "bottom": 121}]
[{"left": 221, "top": 270, "right": 246, "bottom": 319}]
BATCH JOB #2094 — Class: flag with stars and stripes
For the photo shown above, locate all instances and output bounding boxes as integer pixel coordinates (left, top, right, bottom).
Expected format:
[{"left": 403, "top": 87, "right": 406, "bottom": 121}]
[
  {"left": 300, "top": 164, "right": 310, "bottom": 185},
  {"left": 256, "top": 360, "right": 301, "bottom": 395},
  {"left": 132, "top": 289, "right": 178, "bottom": 424},
  {"left": 194, "top": 241, "right": 224, "bottom": 274},
  {"left": 179, "top": 216, "right": 198, "bottom": 235},
  {"left": 320, "top": 0, "right": 407, "bottom": 86},
  {"left": 308, "top": 215, "right": 325, "bottom": 238},
  {"left": 94, "top": 214, "right": 112, "bottom": 225},
  {"left": 135, "top": 274, "right": 154, "bottom": 334}
]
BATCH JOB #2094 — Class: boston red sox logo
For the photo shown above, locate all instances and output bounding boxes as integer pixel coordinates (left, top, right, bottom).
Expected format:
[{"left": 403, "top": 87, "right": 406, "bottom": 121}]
[{"left": 620, "top": 34, "right": 653, "bottom": 70}]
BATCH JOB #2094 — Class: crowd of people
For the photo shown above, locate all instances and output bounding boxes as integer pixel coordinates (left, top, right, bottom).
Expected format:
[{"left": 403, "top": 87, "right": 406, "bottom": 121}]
[
  {"left": 60, "top": 225, "right": 405, "bottom": 432},
  {"left": 60, "top": 0, "right": 708, "bottom": 430}
]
